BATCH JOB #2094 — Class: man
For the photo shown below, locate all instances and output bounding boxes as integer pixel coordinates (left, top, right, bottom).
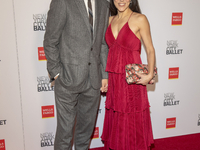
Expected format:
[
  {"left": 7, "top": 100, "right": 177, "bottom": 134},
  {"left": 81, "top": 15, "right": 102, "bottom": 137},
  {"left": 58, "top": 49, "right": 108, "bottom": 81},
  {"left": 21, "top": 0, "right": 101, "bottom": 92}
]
[{"left": 43, "top": 0, "right": 109, "bottom": 150}]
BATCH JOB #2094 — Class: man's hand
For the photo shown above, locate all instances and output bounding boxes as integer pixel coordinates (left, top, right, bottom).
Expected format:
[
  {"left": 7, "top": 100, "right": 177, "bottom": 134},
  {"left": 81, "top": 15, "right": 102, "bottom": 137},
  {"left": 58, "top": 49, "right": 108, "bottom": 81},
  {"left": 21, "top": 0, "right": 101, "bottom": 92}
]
[
  {"left": 49, "top": 73, "right": 59, "bottom": 87},
  {"left": 100, "top": 79, "right": 108, "bottom": 93},
  {"left": 54, "top": 75, "right": 59, "bottom": 80}
]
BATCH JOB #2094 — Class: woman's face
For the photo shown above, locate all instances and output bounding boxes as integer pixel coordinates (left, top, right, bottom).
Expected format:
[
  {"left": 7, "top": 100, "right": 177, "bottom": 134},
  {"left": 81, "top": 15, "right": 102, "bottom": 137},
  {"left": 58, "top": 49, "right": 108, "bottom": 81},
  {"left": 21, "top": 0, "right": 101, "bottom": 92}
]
[{"left": 114, "top": 0, "right": 131, "bottom": 13}]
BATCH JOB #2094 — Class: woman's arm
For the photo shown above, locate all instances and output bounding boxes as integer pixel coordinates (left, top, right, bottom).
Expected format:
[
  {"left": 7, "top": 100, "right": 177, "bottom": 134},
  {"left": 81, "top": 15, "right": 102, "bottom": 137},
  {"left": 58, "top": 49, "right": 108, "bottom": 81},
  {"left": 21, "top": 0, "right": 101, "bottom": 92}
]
[{"left": 131, "top": 14, "right": 156, "bottom": 85}]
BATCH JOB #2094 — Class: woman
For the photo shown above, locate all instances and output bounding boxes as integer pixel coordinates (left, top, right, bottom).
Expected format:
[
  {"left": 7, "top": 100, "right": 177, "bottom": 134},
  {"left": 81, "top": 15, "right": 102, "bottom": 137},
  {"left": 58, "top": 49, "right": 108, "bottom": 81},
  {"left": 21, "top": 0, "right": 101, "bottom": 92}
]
[{"left": 101, "top": 0, "right": 155, "bottom": 149}]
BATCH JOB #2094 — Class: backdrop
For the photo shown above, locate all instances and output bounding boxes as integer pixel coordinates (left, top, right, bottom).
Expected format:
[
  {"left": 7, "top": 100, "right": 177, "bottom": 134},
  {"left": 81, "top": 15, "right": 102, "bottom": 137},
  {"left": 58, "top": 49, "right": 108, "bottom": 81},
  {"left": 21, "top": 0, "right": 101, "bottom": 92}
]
[{"left": 1, "top": 0, "right": 200, "bottom": 149}]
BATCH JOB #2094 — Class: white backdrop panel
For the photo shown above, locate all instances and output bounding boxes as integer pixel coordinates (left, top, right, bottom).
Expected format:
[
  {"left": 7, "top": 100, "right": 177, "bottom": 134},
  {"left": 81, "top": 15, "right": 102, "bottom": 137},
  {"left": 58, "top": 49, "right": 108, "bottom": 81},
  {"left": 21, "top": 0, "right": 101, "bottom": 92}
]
[
  {"left": 1, "top": 0, "right": 200, "bottom": 149},
  {"left": 0, "top": 0, "right": 24, "bottom": 149},
  {"left": 140, "top": 0, "right": 200, "bottom": 139},
  {"left": 13, "top": 0, "right": 55, "bottom": 149}
]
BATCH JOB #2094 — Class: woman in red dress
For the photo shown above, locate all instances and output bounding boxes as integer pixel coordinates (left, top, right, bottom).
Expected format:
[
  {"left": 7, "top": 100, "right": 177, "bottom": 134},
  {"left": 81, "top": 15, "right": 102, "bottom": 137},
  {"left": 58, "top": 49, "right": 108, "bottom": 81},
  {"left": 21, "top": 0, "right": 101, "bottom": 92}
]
[{"left": 101, "top": 0, "right": 155, "bottom": 149}]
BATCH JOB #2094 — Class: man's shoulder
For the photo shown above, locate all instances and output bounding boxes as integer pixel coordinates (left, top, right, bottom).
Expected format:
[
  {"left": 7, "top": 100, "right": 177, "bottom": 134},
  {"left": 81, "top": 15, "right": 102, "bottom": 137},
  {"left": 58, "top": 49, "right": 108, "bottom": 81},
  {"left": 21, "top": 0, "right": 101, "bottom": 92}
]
[{"left": 101, "top": 0, "right": 110, "bottom": 7}]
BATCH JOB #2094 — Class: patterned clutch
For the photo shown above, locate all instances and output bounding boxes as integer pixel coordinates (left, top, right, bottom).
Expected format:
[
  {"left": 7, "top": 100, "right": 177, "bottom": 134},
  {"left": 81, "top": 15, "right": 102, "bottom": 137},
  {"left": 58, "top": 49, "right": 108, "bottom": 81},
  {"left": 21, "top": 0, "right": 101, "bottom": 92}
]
[{"left": 125, "top": 64, "right": 157, "bottom": 84}]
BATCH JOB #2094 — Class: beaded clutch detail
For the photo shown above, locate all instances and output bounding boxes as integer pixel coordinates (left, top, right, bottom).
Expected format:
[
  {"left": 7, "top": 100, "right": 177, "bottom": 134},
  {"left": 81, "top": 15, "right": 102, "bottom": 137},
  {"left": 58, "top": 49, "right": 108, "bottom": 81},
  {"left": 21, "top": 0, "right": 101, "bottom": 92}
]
[{"left": 125, "top": 64, "right": 157, "bottom": 84}]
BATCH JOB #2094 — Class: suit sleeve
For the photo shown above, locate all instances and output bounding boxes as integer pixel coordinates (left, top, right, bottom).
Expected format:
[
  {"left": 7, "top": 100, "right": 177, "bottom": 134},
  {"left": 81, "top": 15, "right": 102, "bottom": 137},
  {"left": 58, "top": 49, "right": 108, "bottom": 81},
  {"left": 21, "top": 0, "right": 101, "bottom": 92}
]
[
  {"left": 43, "top": 0, "right": 67, "bottom": 79},
  {"left": 100, "top": 2, "right": 110, "bottom": 79}
]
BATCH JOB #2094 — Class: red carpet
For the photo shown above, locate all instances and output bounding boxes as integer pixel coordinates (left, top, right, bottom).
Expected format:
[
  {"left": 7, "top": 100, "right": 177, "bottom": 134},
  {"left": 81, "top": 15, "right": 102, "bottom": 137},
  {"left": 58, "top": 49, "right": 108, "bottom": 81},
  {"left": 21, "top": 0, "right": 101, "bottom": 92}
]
[{"left": 89, "top": 133, "right": 200, "bottom": 150}]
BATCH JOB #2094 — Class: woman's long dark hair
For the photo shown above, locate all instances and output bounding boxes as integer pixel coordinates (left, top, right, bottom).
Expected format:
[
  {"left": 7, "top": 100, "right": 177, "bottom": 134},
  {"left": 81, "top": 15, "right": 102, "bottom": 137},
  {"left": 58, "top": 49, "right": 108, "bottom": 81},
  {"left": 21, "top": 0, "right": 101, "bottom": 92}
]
[{"left": 110, "top": 0, "right": 141, "bottom": 16}]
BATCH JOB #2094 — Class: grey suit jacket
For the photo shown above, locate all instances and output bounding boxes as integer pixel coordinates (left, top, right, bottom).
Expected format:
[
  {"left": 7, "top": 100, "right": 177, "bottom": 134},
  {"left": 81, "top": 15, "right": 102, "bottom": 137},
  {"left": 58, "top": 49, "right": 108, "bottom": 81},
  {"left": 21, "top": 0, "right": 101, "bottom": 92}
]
[{"left": 44, "top": 0, "right": 109, "bottom": 90}]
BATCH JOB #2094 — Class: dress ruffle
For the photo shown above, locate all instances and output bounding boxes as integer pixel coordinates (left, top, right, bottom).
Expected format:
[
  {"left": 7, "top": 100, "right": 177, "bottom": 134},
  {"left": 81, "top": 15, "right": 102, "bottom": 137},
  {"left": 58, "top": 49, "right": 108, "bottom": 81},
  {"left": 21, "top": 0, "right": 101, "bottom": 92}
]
[
  {"left": 105, "top": 73, "right": 150, "bottom": 113},
  {"left": 105, "top": 44, "right": 141, "bottom": 74},
  {"left": 101, "top": 107, "right": 154, "bottom": 150}
]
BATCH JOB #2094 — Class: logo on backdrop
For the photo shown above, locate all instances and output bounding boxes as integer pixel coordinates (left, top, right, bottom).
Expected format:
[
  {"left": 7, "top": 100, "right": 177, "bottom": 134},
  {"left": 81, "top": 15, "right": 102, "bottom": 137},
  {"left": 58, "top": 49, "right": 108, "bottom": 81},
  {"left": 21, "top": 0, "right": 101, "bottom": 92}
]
[
  {"left": 168, "top": 67, "right": 179, "bottom": 79},
  {"left": 0, "top": 120, "right": 6, "bottom": 125},
  {"left": 33, "top": 14, "right": 46, "bottom": 31},
  {"left": 42, "top": 105, "right": 55, "bottom": 119},
  {"left": 0, "top": 139, "right": 5, "bottom": 150},
  {"left": 164, "top": 93, "right": 180, "bottom": 106},
  {"left": 38, "top": 47, "right": 47, "bottom": 61},
  {"left": 37, "top": 76, "right": 54, "bottom": 92},
  {"left": 172, "top": 12, "right": 183, "bottom": 25},
  {"left": 166, "top": 117, "right": 176, "bottom": 129},
  {"left": 166, "top": 40, "right": 183, "bottom": 55},
  {"left": 92, "top": 127, "right": 99, "bottom": 139},
  {"left": 40, "top": 132, "right": 54, "bottom": 147},
  {"left": 198, "top": 114, "right": 200, "bottom": 126}
]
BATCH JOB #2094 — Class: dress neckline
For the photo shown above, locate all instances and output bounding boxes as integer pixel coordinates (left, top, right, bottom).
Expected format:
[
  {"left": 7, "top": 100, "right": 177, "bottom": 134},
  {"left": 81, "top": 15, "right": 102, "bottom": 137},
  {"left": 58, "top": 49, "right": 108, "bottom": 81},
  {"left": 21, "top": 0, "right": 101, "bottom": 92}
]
[
  {"left": 109, "top": 22, "right": 141, "bottom": 42},
  {"left": 109, "top": 12, "right": 141, "bottom": 41}
]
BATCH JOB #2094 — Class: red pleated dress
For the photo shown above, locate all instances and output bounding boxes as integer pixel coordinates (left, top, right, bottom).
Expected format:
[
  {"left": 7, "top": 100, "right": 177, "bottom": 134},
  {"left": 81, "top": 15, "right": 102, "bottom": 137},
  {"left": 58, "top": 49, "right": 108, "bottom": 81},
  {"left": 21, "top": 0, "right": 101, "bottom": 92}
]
[{"left": 101, "top": 14, "right": 154, "bottom": 150}]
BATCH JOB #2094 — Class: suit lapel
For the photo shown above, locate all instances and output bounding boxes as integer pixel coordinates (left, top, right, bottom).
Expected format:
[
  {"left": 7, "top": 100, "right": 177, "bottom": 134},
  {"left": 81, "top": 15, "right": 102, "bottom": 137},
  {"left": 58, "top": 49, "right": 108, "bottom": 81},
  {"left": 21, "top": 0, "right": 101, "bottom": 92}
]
[
  {"left": 75, "top": 0, "right": 91, "bottom": 35},
  {"left": 93, "top": 0, "right": 102, "bottom": 43}
]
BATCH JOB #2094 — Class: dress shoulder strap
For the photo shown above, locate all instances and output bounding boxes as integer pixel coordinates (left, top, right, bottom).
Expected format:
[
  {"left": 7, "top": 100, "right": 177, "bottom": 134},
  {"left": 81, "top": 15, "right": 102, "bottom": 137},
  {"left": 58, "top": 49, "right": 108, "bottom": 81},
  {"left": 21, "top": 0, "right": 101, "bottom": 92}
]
[
  {"left": 127, "top": 12, "right": 134, "bottom": 22},
  {"left": 110, "top": 16, "right": 116, "bottom": 24}
]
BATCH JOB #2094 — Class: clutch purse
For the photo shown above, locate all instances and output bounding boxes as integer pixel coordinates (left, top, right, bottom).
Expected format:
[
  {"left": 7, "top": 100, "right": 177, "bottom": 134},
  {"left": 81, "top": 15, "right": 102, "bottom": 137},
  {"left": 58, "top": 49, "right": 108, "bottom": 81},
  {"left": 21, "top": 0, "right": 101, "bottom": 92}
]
[{"left": 125, "top": 64, "right": 157, "bottom": 84}]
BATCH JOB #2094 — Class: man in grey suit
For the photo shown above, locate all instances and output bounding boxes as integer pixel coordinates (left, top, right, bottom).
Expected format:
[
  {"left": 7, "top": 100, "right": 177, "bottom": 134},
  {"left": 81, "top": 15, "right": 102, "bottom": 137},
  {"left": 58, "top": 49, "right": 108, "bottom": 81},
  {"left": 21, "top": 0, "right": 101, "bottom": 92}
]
[{"left": 43, "top": 0, "right": 109, "bottom": 150}]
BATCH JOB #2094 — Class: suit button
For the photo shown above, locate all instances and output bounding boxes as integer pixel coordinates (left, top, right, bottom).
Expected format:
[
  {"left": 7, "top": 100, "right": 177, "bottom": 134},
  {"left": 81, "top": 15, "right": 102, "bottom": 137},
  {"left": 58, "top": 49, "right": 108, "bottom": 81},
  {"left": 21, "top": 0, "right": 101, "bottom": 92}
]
[
  {"left": 88, "top": 62, "right": 91, "bottom": 65},
  {"left": 91, "top": 48, "right": 93, "bottom": 51}
]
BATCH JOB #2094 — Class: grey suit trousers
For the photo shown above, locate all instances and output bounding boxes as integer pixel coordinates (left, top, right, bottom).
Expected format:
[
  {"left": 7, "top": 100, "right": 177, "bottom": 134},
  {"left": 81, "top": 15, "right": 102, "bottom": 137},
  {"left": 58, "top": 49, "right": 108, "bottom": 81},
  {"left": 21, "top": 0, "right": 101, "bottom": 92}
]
[{"left": 54, "top": 75, "right": 100, "bottom": 150}]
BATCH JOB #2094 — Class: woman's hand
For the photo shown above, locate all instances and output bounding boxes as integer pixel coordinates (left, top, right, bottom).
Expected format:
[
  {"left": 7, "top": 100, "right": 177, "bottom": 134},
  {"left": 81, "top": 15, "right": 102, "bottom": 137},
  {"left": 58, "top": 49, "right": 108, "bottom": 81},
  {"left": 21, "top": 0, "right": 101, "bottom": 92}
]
[
  {"left": 136, "top": 73, "right": 153, "bottom": 85},
  {"left": 101, "top": 79, "right": 108, "bottom": 92}
]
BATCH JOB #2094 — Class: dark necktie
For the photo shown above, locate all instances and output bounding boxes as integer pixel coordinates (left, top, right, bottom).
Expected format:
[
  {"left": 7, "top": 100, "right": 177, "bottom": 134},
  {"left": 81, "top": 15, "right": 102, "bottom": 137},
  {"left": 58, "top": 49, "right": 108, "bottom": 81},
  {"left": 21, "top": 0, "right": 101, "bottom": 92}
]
[{"left": 88, "top": 0, "right": 93, "bottom": 39}]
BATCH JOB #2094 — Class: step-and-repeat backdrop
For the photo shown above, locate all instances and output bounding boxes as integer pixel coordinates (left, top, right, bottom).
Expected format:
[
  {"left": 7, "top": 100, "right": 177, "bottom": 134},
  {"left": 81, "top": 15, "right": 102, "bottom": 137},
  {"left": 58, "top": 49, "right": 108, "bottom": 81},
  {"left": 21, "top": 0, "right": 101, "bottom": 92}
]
[{"left": 1, "top": 0, "right": 200, "bottom": 149}]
